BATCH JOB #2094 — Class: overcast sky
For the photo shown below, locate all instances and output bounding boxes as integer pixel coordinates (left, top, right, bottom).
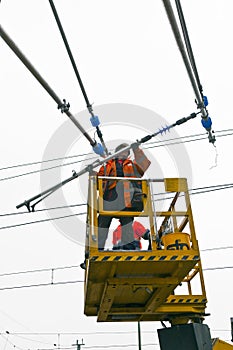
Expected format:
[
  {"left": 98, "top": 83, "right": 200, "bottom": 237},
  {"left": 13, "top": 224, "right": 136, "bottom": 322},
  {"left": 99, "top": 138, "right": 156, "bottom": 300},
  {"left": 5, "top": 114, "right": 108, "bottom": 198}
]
[{"left": 1, "top": 1, "right": 233, "bottom": 349}]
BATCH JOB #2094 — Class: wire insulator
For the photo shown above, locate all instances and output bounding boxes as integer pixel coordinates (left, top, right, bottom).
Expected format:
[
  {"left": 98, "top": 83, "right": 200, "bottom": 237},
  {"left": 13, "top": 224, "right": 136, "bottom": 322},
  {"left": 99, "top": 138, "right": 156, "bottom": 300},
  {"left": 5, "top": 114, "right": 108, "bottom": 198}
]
[
  {"left": 201, "top": 116, "right": 212, "bottom": 131},
  {"left": 90, "top": 115, "right": 100, "bottom": 127},
  {"left": 158, "top": 125, "right": 172, "bottom": 135}
]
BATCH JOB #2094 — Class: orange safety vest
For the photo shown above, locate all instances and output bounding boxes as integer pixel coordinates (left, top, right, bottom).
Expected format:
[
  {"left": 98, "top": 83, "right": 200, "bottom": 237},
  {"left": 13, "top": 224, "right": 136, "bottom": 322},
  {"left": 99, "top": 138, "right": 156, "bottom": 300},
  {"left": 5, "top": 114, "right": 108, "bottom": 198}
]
[{"left": 97, "top": 148, "right": 151, "bottom": 207}]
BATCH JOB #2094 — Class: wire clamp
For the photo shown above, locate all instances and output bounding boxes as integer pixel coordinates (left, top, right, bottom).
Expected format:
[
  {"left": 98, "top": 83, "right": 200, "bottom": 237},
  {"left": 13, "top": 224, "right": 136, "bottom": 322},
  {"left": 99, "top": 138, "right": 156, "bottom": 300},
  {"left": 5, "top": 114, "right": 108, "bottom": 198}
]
[
  {"left": 208, "top": 130, "right": 216, "bottom": 144},
  {"left": 58, "top": 99, "right": 70, "bottom": 113}
]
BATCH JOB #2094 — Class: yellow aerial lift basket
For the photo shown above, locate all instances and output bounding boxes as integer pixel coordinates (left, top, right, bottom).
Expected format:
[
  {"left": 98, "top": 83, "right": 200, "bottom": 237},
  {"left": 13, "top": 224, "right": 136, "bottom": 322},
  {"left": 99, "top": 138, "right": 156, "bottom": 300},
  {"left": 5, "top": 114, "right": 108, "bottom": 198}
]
[{"left": 83, "top": 177, "right": 207, "bottom": 324}]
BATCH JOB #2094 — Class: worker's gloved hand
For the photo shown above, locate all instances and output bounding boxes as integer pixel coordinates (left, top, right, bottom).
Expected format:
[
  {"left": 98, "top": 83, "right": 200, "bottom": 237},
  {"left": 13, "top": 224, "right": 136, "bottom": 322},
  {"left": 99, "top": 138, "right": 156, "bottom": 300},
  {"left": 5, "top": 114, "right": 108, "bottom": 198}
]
[
  {"left": 131, "top": 142, "right": 140, "bottom": 151},
  {"left": 142, "top": 229, "right": 150, "bottom": 240}
]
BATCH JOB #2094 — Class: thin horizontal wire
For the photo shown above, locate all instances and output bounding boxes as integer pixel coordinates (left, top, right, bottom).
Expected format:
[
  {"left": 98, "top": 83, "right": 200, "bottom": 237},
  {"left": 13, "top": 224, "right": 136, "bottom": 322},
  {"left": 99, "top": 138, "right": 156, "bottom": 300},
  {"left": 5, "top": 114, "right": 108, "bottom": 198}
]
[
  {"left": 0, "top": 155, "right": 98, "bottom": 182},
  {"left": 145, "top": 128, "right": 233, "bottom": 147},
  {"left": 0, "top": 203, "right": 86, "bottom": 217},
  {"left": 0, "top": 280, "right": 83, "bottom": 291},
  {"left": 0, "top": 245, "right": 232, "bottom": 277},
  {"left": 0, "top": 183, "right": 232, "bottom": 218},
  {"left": 0, "top": 266, "right": 232, "bottom": 292},
  {"left": 3, "top": 328, "right": 231, "bottom": 336},
  {"left": 1, "top": 128, "right": 232, "bottom": 173},
  {"left": 203, "top": 266, "right": 233, "bottom": 271},
  {"left": 0, "top": 130, "right": 232, "bottom": 182},
  {"left": 154, "top": 183, "right": 233, "bottom": 201},
  {"left": 0, "top": 212, "right": 86, "bottom": 231},
  {"left": 201, "top": 246, "right": 233, "bottom": 252},
  {"left": 0, "top": 152, "right": 92, "bottom": 171},
  {"left": 0, "top": 265, "right": 79, "bottom": 277}
]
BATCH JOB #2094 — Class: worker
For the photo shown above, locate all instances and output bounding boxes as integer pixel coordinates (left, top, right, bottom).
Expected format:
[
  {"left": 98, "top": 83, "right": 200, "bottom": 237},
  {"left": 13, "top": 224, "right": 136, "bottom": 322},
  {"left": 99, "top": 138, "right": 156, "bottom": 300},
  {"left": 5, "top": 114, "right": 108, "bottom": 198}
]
[
  {"left": 97, "top": 142, "right": 151, "bottom": 251},
  {"left": 112, "top": 220, "right": 151, "bottom": 250}
]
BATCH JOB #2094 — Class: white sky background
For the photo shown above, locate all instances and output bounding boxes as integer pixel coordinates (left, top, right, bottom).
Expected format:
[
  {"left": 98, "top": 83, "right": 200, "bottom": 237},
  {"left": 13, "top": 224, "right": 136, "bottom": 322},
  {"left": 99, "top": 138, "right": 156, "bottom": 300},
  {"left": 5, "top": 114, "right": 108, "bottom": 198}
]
[{"left": 0, "top": 0, "right": 233, "bottom": 349}]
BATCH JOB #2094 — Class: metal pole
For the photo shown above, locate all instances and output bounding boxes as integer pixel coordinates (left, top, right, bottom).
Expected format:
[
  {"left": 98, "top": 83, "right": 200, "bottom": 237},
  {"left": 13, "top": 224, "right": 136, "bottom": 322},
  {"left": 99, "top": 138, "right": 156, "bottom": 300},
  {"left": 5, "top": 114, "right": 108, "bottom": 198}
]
[
  {"left": 72, "top": 339, "right": 85, "bottom": 350},
  {"left": 138, "top": 321, "right": 142, "bottom": 350},
  {"left": 231, "top": 317, "right": 233, "bottom": 342}
]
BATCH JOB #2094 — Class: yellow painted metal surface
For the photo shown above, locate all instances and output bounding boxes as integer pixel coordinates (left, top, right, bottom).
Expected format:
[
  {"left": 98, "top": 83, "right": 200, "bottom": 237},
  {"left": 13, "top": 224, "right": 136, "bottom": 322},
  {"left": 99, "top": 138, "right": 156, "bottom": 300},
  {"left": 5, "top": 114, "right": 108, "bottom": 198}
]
[
  {"left": 212, "top": 338, "right": 233, "bottom": 349},
  {"left": 83, "top": 177, "right": 207, "bottom": 323}
]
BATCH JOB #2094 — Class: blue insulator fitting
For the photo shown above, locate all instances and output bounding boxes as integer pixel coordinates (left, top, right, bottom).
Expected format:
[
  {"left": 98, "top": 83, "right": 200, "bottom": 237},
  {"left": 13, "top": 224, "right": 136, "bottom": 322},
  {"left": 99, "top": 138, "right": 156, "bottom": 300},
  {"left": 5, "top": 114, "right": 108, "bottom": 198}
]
[
  {"left": 93, "top": 143, "right": 104, "bottom": 156},
  {"left": 201, "top": 116, "right": 212, "bottom": 131},
  {"left": 203, "top": 95, "right": 208, "bottom": 107},
  {"left": 90, "top": 115, "right": 100, "bottom": 127}
]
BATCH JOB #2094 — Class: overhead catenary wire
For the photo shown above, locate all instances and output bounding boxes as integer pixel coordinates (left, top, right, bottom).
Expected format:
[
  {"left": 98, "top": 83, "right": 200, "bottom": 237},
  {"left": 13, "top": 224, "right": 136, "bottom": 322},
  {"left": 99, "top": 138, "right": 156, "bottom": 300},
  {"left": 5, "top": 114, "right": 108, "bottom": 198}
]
[
  {"left": 0, "top": 244, "right": 232, "bottom": 278},
  {"left": 0, "top": 129, "right": 232, "bottom": 177},
  {"left": 161, "top": 0, "right": 205, "bottom": 112},
  {"left": 0, "top": 127, "right": 227, "bottom": 182},
  {"left": 13, "top": 110, "right": 220, "bottom": 212},
  {"left": 0, "top": 212, "right": 86, "bottom": 231},
  {"left": 161, "top": 0, "right": 215, "bottom": 143},
  {"left": 0, "top": 265, "right": 232, "bottom": 292},
  {"left": 0, "top": 25, "right": 99, "bottom": 151},
  {"left": 0, "top": 182, "right": 230, "bottom": 218},
  {"left": 48, "top": 0, "right": 108, "bottom": 156},
  {"left": 174, "top": 0, "right": 203, "bottom": 98},
  {"left": 4, "top": 329, "right": 231, "bottom": 336},
  {"left": 0, "top": 333, "right": 160, "bottom": 350},
  {"left": 0, "top": 152, "right": 94, "bottom": 172},
  {"left": 0, "top": 155, "right": 98, "bottom": 182},
  {"left": 0, "top": 203, "right": 86, "bottom": 217}
]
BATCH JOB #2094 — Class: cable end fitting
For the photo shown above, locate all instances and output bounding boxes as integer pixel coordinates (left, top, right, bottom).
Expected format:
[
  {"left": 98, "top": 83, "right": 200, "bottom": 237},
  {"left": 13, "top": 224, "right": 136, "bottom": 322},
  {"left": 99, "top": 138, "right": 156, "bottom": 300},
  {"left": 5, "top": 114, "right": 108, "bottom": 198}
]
[
  {"left": 90, "top": 115, "right": 100, "bottom": 127},
  {"left": 93, "top": 143, "right": 105, "bottom": 156},
  {"left": 208, "top": 131, "right": 216, "bottom": 145}
]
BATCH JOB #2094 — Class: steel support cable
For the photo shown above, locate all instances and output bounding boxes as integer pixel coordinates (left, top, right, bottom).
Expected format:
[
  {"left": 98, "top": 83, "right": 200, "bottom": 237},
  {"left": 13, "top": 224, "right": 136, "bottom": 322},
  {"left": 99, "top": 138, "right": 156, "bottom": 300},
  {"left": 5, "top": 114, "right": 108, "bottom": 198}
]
[
  {"left": 0, "top": 203, "right": 86, "bottom": 218},
  {"left": 161, "top": 0, "right": 215, "bottom": 143},
  {"left": 0, "top": 154, "right": 98, "bottom": 182},
  {"left": 15, "top": 112, "right": 199, "bottom": 211},
  {"left": 0, "top": 130, "right": 231, "bottom": 183},
  {"left": 0, "top": 212, "right": 86, "bottom": 231},
  {"left": 0, "top": 128, "right": 230, "bottom": 176},
  {"left": 0, "top": 25, "right": 96, "bottom": 148},
  {"left": 48, "top": 0, "right": 109, "bottom": 156},
  {"left": 0, "top": 267, "right": 233, "bottom": 292},
  {"left": 161, "top": 0, "right": 204, "bottom": 110},
  {"left": 154, "top": 183, "right": 233, "bottom": 203},
  {"left": 0, "top": 128, "right": 232, "bottom": 173},
  {"left": 0, "top": 151, "right": 94, "bottom": 171},
  {"left": 175, "top": 0, "right": 203, "bottom": 97}
]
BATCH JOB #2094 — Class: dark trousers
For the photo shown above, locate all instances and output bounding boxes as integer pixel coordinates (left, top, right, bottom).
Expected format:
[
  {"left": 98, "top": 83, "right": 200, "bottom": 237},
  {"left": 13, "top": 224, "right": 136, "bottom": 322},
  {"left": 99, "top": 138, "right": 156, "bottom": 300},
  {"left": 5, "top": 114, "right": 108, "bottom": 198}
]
[
  {"left": 98, "top": 214, "right": 134, "bottom": 250},
  {"left": 98, "top": 184, "right": 134, "bottom": 250}
]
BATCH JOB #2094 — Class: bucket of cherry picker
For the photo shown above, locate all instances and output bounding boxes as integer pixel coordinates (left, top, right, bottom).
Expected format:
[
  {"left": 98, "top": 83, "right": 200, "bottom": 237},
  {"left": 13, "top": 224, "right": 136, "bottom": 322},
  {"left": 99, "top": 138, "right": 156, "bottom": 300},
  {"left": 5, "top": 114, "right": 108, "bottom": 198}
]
[{"left": 162, "top": 232, "right": 191, "bottom": 250}]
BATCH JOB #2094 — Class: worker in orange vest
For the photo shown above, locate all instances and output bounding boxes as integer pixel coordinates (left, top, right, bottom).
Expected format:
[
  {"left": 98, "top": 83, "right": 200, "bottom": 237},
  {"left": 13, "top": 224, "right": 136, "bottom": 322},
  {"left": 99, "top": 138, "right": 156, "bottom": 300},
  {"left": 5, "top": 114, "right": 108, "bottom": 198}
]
[
  {"left": 97, "top": 143, "right": 151, "bottom": 251},
  {"left": 112, "top": 220, "right": 151, "bottom": 250}
]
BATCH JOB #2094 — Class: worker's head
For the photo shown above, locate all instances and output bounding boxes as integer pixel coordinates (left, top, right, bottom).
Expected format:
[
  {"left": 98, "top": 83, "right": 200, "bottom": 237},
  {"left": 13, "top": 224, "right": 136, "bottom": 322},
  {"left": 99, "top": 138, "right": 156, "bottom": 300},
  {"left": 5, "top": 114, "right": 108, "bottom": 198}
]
[{"left": 115, "top": 143, "right": 130, "bottom": 159}]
